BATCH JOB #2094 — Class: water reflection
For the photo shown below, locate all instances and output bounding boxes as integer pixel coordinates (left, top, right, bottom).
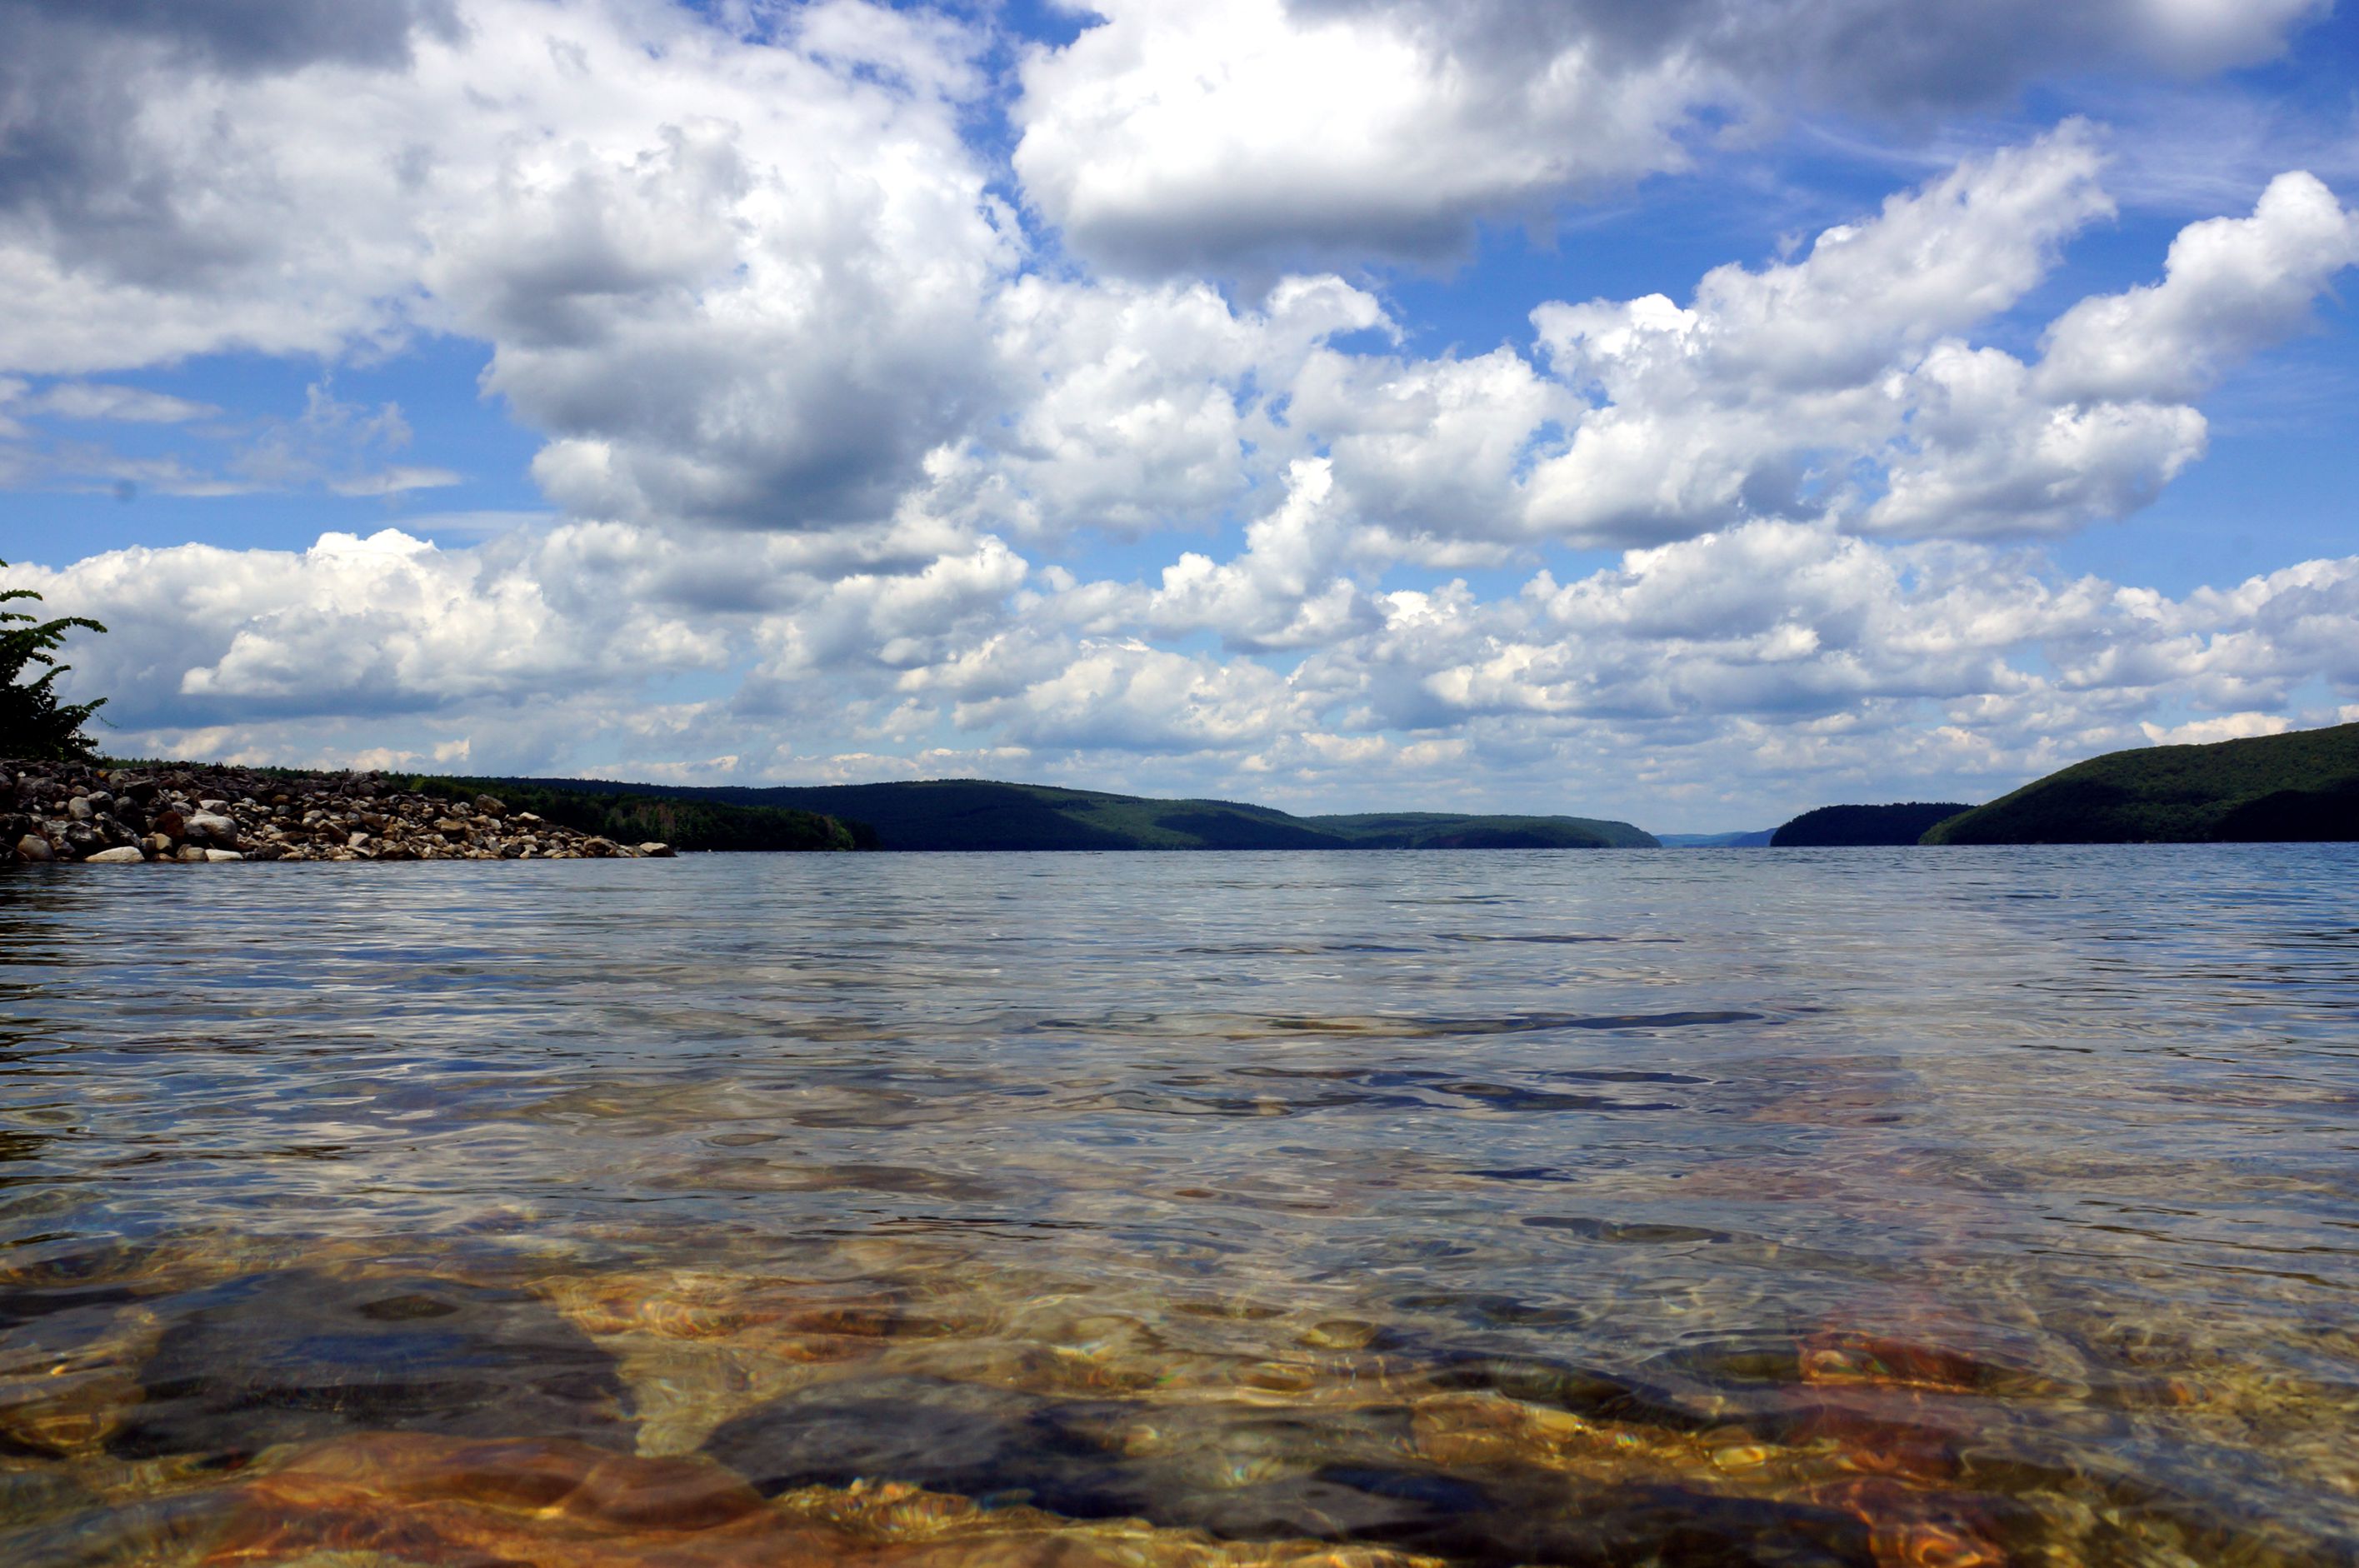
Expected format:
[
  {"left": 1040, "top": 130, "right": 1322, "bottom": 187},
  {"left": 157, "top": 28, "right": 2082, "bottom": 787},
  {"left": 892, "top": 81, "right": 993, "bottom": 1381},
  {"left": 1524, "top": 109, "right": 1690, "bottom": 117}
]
[{"left": 2, "top": 846, "right": 2355, "bottom": 1564}]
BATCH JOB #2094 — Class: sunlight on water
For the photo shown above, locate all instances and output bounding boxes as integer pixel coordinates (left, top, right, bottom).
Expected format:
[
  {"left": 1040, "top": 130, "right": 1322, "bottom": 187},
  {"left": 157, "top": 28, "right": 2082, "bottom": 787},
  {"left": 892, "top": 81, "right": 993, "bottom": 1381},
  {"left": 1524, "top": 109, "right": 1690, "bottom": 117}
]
[{"left": 2, "top": 847, "right": 2355, "bottom": 1566}]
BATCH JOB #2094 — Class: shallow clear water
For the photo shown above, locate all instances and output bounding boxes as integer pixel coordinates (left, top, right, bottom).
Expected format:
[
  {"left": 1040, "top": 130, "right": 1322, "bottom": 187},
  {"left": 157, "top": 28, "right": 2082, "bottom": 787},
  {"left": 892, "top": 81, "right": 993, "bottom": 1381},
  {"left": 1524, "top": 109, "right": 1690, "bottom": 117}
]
[{"left": 1, "top": 847, "right": 2354, "bottom": 1566}]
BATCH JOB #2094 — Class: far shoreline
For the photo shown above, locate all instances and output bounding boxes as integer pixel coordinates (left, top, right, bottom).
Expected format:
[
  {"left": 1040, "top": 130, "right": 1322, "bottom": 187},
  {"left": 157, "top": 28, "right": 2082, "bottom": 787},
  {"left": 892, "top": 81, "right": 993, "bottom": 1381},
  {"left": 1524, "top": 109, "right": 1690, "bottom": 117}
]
[{"left": 5, "top": 758, "right": 682, "bottom": 866}]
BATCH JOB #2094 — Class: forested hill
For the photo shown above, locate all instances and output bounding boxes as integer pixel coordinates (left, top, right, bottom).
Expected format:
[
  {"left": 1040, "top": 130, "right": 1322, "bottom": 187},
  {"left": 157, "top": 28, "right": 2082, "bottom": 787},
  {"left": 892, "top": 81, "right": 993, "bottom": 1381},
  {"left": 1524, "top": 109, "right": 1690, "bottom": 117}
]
[
  {"left": 452, "top": 777, "right": 1659, "bottom": 851},
  {"left": 1772, "top": 802, "right": 1971, "bottom": 846},
  {"left": 1922, "top": 722, "right": 2359, "bottom": 844},
  {"left": 407, "top": 777, "right": 856, "bottom": 851}
]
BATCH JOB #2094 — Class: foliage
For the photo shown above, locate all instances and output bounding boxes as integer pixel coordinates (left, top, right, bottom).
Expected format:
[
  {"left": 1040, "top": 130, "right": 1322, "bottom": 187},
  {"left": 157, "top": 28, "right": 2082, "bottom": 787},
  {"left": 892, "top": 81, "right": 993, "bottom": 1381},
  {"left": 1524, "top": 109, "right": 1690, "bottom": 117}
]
[
  {"left": 479, "top": 776, "right": 1660, "bottom": 851},
  {"left": 1, "top": 561, "right": 107, "bottom": 761},
  {"left": 1770, "top": 802, "right": 1971, "bottom": 847},
  {"left": 408, "top": 777, "right": 857, "bottom": 852},
  {"left": 1922, "top": 722, "right": 2359, "bottom": 844}
]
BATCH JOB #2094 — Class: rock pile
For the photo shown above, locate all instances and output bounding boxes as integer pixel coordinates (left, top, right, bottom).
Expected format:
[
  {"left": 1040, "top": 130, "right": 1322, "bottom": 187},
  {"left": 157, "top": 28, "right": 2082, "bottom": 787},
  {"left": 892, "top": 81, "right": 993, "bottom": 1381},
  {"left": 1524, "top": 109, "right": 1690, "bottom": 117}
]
[{"left": 3, "top": 760, "right": 675, "bottom": 864}]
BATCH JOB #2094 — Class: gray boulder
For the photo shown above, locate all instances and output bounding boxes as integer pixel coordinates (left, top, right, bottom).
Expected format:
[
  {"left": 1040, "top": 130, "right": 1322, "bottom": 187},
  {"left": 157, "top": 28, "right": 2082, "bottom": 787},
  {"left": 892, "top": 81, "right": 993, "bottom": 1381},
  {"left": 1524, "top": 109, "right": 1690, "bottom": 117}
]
[{"left": 184, "top": 812, "right": 239, "bottom": 847}]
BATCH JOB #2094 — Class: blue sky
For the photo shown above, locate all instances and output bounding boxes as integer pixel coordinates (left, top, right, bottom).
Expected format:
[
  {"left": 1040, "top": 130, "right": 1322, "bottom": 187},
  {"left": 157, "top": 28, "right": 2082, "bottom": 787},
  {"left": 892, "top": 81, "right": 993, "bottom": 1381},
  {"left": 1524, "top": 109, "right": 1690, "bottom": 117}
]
[{"left": 3, "top": 0, "right": 2357, "bottom": 830}]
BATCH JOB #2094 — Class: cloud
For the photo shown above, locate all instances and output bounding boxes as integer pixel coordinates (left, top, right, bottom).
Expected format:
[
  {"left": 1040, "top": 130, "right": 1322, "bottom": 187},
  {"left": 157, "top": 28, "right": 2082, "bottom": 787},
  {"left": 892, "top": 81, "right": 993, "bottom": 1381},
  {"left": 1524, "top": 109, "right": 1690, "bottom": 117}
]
[
  {"left": 2140, "top": 712, "right": 2291, "bottom": 745},
  {"left": 1134, "top": 458, "right": 1386, "bottom": 652},
  {"left": 2, "top": 3, "right": 2355, "bottom": 825},
  {"left": 944, "top": 272, "right": 1387, "bottom": 542},
  {"left": 329, "top": 467, "right": 462, "bottom": 497},
  {"left": 1512, "top": 141, "right": 2356, "bottom": 546},
  {"left": 1012, "top": 0, "right": 1706, "bottom": 275},
  {"left": 935, "top": 137, "right": 2358, "bottom": 567},
  {"left": 12, "top": 513, "right": 2359, "bottom": 824},
  {"left": 0, "top": 0, "right": 461, "bottom": 370},
  {"left": 5, "top": 1, "right": 2345, "bottom": 559},
  {"left": 15, "top": 382, "right": 218, "bottom": 422},
  {"left": 1298, "top": 0, "right": 2330, "bottom": 101},
  {"left": 0, "top": 0, "right": 1012, "bottom": 536},
  {"left": 1012, "top": 0, "right": 2331, "bottom": 274},
  {"left": 0, "top": 376, "right": 467, "bottom": 499},
  {"left": 952, "top": 641, "right": 1315, "bottom": 754},
  {"left": 5, "top": 526, "right": 728, "bottom": 726},
  {"left": 2037, "top": 170, "right": 2359, "bottom": 403},
  {"left": 1520, "top": 129, "right": 2117, "bottom": 545}
]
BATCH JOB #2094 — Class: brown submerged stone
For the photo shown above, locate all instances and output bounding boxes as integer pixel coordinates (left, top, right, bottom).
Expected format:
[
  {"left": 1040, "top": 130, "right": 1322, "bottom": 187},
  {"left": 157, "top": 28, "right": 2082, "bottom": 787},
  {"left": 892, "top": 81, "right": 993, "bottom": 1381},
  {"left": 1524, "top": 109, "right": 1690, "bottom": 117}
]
[
  {"left": 108, "top": 1271, "right": 635, "bottom": 1462},
  {"left": 1800, "top": 1332, "right": 1997, "bottom": 1396},
  {"left": 0, "top": 1301, "right": 158, "bottom": 1457},
  {"left": 195, "top": 1431, "right": 1433, "bottom": 1568}
]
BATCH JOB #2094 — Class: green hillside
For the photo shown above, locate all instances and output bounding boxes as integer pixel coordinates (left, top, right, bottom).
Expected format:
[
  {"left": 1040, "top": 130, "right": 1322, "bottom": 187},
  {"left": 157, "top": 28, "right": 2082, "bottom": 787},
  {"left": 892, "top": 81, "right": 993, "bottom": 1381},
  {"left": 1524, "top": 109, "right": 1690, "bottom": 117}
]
[
  {"left": 1772, "top": 801, "right": 1971, "bottom": 846},
  {"left": 462, "top": 776, "right": 1658, "bottom": 851},
  {"left": 409, "top": 777, "right": 857, "bottom": 852},
  {"left": 1922, "top": 722, "right": 2359, "bottom": 844}
]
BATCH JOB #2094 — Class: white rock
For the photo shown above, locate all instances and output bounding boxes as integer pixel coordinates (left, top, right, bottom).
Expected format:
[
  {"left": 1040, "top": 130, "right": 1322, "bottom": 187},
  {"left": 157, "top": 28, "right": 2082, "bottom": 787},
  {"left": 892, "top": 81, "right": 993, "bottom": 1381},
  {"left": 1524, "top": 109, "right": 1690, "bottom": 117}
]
[
  {"left": 186, "top": 811, "right": 239, "bottom": 845},
  {"left": 86, "top": 846, "right": 147, "bottom": 863},
  {"left": 204, "top": 849, "right": 245, "bottom": 862}
]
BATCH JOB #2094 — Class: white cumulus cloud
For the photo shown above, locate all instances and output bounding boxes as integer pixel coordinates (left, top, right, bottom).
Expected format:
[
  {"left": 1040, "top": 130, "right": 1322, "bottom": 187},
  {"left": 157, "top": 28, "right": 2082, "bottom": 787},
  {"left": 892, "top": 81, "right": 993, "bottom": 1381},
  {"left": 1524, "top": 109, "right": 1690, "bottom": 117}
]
[{"left": 1012, "top": 0, "right": 2332, "bottom": 274}]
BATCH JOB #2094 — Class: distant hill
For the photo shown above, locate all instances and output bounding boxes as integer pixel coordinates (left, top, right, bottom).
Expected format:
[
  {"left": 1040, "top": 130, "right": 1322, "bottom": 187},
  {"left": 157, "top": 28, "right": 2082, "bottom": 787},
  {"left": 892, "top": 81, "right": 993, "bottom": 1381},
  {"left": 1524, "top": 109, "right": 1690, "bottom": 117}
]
[
  {"left": 1657, "top": 830, "right": 1775, "bottom": 847},
  {"left": 409, "top": 776, "right": 856, "bottom": 851},
  {"left": 1302, "top": 811, "right": 1657, "bottom": 850},
  {"left": 1922, "top": 722, "right": 2359, "bottom": 845},
  {"left": 452, "top": 776, "right": 1659, "bottom": 851},
  {"left": 1772, "top": 802, "right": 1972, "bottom": 847}
]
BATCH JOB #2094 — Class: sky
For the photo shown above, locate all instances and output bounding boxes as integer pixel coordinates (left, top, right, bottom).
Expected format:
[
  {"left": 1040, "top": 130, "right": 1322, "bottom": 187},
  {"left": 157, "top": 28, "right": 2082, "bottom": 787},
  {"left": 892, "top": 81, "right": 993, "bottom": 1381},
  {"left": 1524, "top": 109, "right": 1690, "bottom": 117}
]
[{"left": 2, "top": 0, "right": 2357, "bottom": 831}]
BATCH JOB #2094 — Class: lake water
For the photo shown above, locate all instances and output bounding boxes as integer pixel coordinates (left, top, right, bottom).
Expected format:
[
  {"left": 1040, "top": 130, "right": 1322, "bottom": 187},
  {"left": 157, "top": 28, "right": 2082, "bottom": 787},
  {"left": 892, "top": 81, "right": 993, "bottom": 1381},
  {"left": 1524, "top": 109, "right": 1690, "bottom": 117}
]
[{"left": 2, "top": 847, "right": 2354, "bottom": 1566}]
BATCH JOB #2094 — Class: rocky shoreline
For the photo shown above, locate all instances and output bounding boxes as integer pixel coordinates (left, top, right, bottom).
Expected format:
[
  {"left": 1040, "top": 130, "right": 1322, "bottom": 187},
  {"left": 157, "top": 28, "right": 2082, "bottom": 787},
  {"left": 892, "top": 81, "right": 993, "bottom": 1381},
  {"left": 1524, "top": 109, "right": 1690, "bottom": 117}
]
[{"left": 4, "top": 760, "right": 674, "bottom": 863}]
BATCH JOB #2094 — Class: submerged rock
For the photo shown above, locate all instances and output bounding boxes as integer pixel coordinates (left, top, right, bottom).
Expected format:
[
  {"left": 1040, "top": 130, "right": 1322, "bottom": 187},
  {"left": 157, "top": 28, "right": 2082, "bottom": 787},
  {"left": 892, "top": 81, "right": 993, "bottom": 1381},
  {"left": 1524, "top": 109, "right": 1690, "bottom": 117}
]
[
  {"left": 126, "top": 1430, "right": 1333, "bottom": 1568},
  {"left": 702, "top": 1376, "right": 1502, "bottom": 1557},
  {"left": 699, "top": 1374, "right": 1911, "bottom": 1566},
  {"left": 107, "top": 1271, "right": 634, "bottom": 1461}
]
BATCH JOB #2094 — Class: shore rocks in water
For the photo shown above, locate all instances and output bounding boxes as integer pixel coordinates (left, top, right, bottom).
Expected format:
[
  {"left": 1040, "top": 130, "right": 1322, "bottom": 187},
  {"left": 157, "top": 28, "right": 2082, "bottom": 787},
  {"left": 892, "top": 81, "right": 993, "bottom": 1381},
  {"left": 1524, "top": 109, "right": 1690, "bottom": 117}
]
[
  {"left": 701, "top": 1374, "right": 1888, "bottom": 1566},
  {"left": 704, "top": 1376, "right": 1503, "bottom": 1558},
  {"left": 107, "top": 1271, "right": 634, "bottom": 1461},
  {"left": 2, "top": 759, "right": 671, "bottom": 864}
]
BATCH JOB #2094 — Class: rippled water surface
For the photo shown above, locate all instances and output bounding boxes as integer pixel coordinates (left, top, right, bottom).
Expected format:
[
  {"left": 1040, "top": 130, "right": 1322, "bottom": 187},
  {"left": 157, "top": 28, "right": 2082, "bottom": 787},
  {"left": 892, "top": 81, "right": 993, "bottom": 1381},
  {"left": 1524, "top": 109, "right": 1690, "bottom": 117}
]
[{"left": 2, "top": 847, "right": 2356, "bottom": 1566}]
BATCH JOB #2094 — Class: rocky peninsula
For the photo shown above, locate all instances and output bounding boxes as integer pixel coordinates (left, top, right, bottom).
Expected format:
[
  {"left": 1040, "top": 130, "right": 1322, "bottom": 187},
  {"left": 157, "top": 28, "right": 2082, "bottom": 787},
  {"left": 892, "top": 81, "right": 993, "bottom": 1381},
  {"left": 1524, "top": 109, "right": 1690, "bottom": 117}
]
[{"left": 4, "top": 761, "right": 674, "bottom": 864}]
